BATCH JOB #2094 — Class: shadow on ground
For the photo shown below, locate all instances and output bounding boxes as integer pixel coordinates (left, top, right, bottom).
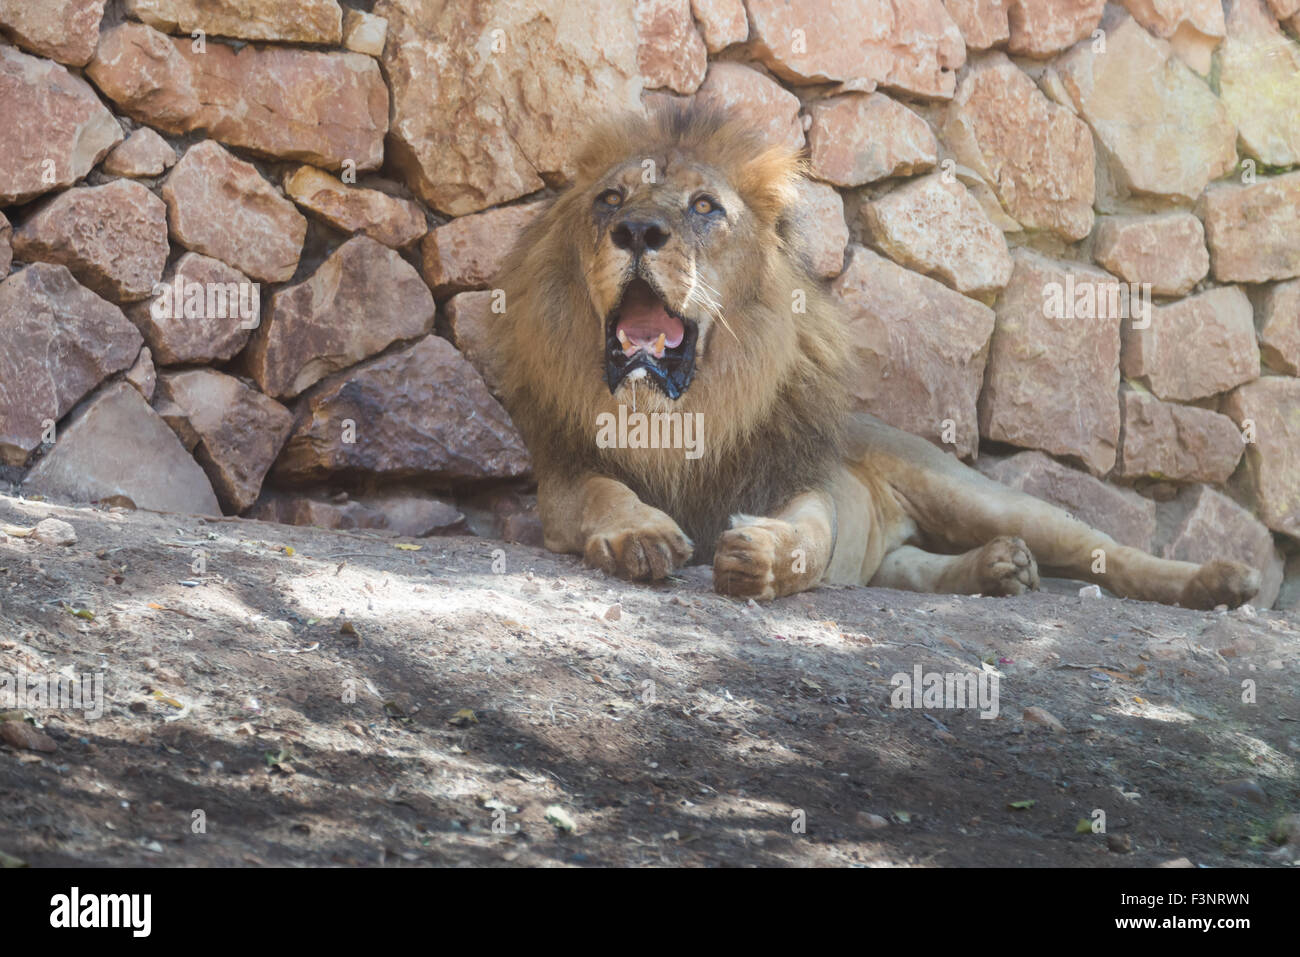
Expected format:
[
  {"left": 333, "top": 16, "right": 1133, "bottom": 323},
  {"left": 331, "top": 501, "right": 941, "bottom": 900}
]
[{"left": 1, "top": 493, "right": 1297, "bottom": 866}]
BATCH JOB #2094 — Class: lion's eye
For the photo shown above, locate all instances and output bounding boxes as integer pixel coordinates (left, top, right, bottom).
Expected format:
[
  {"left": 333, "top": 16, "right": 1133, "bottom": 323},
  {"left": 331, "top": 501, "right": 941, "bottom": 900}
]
[
  {"left": 691, "top": 195, "right": 718, "bottom": 216},
  {"left": 598, "top": 189, "right": 623, "bottom": 208}
]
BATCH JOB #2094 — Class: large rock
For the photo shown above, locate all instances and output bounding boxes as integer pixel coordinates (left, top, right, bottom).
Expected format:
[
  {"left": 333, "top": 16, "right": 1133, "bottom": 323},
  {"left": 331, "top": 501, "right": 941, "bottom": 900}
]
[
  {"left": 251, "top": 491, "right": 465, "bottom": 538},
  {"left": 459, "top": 487, "right": 543, "bottom": 545},
  {"left": 861, "top": 173, "right": 1012, "bottom": 297},
  {"left": 744, "top": 0, "right": 966, "bottom": 98},
  {"left": 1116, "top": 388, "right": 1244, "bottom": 484},
  {"left": 1279, "top": 553, "right": 1300, "bottom": 611},
  {"left": 0, "top": 264, "right": 143, "bottom": 466},
  {"left": 977, "top": 450, "right": 1157, "bottom": 550},
  {"left": 637, "top": 0, "right": 707, "bottom": 93},
  {"left": 24, "top": 382, "right": 220, "bottom": 516},
  {"left": 943, "top": 0, "right": 1011, "bottom": 49},
  {"left": 1199, "top": 172, "right": 1300, "bottom": 284},
  {"left": 1153, "top": 484, "right": 1284, "bottom": 608},
  {"left": 342, "top": 8, "right": 388, "bottom": 56},
  {"left": 693, "top": 62, "right": 804, "bottom": 151},
  {"left": 1005, "top": 0, "right": 1105, "bottom": 57},
  {"left": 246, "top": 236, "right": 435, "bottom": 399},
  {"left": 1121, "top": 286, "right": 1259, "bottom": 402},
  {"left": 283, "top": 166, "right": 427, "bottom": 249},
  {"left": 421, "top": 201, "right": 546, "bottom": 296},
  {"left": 124, "top": 0, "right": 344, "bottom": 44},
  {"left": 0, "top": 46, "right": 123, "bottom": 205},
  {"left": 1271, "top": 1, "right": 1300, "bottom": 21},
  {"left": 1118, "top": 0, "right": 1225, "bottom": 74},
  {"left": 690, "top": 0, "right": 748, "bottom": 51},
  {"left": 807, "top": 93, "right": 937, "bottom": 187},
  {"left": 126, "top": 346, "right": 156, "bottom": 401},
  {"left": 942, "top": 54, "right": 1095, "bottom": 241},
  {"left": 1221, "top": 376, "right": 1300, "bottom": 539},
  {"left": 445, "top": 290, "right": 501, "bottom": 394},
  {"left": 376, "top": 0, "right": 642, "bottom": 216},
  {"left": 1092, "top": 213, "right": 1209, "bottom": 297},
  {"left": 0, "top": 0, "right": 104, "bottom": 66},
  {"left": 978, "top": 250, "right": 1122, "bottom": 475},
  {"left": 0, "top": 212, "right": 10, "bottom": 278},
  {"left": 13, "top": 180, "right": 169, "bottom": 304},
  {"left": 1119, "top": 0, "right": 1224, "bottom": 39},
  {"left": 791, "top": 180, "right": 849, "bottom": 280},
  {"left": 125, "top": 253, "right": 258, "bottom": 365},
  {"left": 1052, "top": 15, "right": 1237, "bottom": 203},
  {"left": 272, "top": 335, "right": 531, "bottom": 484},
  {"left": 832, "top": 246, "right": 995, "bottom": 459},
  {"left": 1258, "top": 279, "right": 1300, "bottom": 376},
  {"left": 86, "top": 22, "right": 387, "bottom": 171},
  {"left": 153, "top": 369, "right": 292, "bottom": 513},
  {"left": 162, "top": 141, "right": 306, "bottom": 283},
  {"left": 1219, "top": 0, "right": 1300, "bottom": 168},
  {"left": 102, "top": 127, "right": 176, "bottom": 178}
]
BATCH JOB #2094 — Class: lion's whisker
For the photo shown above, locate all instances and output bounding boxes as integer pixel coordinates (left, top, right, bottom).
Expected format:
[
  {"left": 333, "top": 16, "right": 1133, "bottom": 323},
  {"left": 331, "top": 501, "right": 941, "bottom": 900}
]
[
  {"left": 676, "top": 270, "right": 738, "bottom": 345},
  {"left": 690, "top": 286, "right": 739, "bottom": 345}
]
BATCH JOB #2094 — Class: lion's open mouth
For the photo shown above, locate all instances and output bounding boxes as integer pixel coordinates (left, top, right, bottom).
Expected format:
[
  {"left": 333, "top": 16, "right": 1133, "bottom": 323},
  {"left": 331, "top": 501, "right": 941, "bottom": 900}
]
[{"left": 604, "top": 278, "right": 698, "bottom": 399}]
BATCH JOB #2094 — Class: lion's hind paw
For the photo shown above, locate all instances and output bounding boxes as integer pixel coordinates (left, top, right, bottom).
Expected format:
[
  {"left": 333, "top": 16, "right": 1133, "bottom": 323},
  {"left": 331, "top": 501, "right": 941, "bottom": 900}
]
[{"left": 1180, "top": 560, "right": 1259, "bottom": 610}]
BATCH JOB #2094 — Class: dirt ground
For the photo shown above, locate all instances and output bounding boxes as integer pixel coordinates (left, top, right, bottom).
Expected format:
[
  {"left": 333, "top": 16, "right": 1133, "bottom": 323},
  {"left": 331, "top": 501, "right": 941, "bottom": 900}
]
[{"left": 0, "top": 491, "right": 1297, "bottom": 868}]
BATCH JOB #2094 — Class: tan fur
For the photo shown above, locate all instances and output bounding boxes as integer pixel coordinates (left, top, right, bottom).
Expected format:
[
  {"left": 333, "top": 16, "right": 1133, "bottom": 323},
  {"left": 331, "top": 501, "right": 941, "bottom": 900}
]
[{"left": 490, "top": 107, "right": 1259, "bottom": 610}]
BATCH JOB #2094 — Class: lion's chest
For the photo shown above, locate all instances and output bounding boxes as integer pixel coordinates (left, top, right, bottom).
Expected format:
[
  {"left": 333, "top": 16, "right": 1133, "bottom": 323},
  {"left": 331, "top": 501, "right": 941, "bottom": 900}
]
[{"left": 600, "top": 447, "right": 785, "bottom": 563}]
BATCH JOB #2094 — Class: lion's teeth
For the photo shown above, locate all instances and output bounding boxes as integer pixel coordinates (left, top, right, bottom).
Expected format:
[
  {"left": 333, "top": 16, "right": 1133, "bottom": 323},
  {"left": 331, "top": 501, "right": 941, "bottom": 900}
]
[
  {"left": 652, "top": 333, "right": 666, "bottom": 358},
  {"left": 616, "top": 328, "right": 636, "bottom": 356}
]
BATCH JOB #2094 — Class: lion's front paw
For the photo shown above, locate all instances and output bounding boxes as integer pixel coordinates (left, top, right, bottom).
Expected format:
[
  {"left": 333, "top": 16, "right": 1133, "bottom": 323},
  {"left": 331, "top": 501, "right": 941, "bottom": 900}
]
[
  {"left": 1180, "top": 560, "right": 1260, "bottom": 610},
  {"left": 713, "top": 522, "right": 787, "bottom": 601},
  {"left": 583, "top": 511, "right": 693, "bottom": 582},
  {"left": 972, "top": 535, "right": 1039, "bottom": 597}
]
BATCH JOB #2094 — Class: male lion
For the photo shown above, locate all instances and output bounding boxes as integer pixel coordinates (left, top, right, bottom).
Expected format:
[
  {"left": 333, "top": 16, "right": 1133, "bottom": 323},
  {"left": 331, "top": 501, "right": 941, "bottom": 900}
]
[{"left": 489, "top": 106, "right": 1259, "bottom": 610}]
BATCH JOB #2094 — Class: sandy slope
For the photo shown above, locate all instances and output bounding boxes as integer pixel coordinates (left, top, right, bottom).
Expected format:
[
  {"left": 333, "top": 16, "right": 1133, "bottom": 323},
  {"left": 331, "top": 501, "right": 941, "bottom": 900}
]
[{"left": 0, "top": 492, "right": 1296, "bottom": 867}]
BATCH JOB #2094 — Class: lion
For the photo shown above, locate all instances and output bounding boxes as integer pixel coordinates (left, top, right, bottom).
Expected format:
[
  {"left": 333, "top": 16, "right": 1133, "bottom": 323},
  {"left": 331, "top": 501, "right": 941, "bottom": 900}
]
[{"left": 489, "top": 106, "right": 1260, "bottom": 610}]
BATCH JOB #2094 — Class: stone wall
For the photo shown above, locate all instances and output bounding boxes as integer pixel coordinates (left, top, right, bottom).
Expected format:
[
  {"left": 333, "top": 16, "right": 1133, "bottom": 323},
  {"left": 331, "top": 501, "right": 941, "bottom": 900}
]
[{"left": 1, "top": 0, "right": 1298, "bottom": 607}]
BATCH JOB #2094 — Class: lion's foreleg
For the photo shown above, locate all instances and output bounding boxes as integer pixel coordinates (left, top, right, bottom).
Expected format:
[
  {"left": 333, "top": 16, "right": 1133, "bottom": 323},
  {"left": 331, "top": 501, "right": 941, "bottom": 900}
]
[
  {"left": 713, "top": 490, "right": 836, "bottom": 601},
  {"left": 538, "top": 472, "right": 693, "bottom": 581}
]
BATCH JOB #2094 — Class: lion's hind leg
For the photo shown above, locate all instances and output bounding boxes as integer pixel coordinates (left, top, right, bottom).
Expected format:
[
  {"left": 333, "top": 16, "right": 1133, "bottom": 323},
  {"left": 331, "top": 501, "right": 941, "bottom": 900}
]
[
  {"left": 870, "top": 538, "right": 1039, "bottom": 597},
  {"left": 926, "top": 483, "right": 1258, "bottom": 608},
  {"left": 853, "top": 419, "right": 1259, "bottom": 609},
  {"left": 899, "top": 461, "right": 1258, "bottom": 608}
]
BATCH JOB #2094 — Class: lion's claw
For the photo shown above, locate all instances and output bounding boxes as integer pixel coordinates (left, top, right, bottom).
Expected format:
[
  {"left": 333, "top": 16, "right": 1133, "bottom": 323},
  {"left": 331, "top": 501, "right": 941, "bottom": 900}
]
[
  {"left": 584, "top": 516, "right": 693, "bottom": 582},
  {"left": 713, "top": 524, "right": 782, "bottom": 601}
]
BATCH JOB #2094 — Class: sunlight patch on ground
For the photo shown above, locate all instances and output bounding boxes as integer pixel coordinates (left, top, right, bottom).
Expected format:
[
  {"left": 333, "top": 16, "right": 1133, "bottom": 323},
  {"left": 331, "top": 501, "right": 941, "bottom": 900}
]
[{"left": 1109, "top": 698, "right": 1198, "bottom": 723}]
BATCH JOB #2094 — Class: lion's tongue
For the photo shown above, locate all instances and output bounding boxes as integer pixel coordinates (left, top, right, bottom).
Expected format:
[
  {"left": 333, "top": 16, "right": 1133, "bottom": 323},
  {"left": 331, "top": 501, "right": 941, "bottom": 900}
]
[{"left": 616, "top": 282, "right": 684, "bottom": 351}]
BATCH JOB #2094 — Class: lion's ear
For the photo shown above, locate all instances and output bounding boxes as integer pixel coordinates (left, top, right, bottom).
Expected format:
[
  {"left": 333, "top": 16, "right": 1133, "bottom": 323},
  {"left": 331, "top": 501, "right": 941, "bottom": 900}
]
[{"left": 736, "top": 145, "right": 802, "bottom": 225}]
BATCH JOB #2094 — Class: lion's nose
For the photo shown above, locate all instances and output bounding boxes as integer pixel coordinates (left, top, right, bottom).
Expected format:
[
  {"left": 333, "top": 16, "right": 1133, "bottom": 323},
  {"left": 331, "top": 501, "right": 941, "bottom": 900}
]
[{"left": 611, "top": 218, "right": 671, "bottom": 255}]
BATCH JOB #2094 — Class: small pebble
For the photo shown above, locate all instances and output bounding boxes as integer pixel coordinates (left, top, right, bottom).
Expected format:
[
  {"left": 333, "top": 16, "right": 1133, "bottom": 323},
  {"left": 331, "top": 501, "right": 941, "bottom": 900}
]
[
  {"left": 1270, "top": 813, "right": 1300, "bottom": 845},
  {"left": 33, "top": 518, "right": 76, "bottom": 546},
  {"left": 1222, "top": 778, "right": 1267, "bottom": 806},
  {"left": 1023, "top": 706, "right": 1065, "bottom": 732},
  {"left": 0, "top": 719, "right": 57, "bottom": 753}
]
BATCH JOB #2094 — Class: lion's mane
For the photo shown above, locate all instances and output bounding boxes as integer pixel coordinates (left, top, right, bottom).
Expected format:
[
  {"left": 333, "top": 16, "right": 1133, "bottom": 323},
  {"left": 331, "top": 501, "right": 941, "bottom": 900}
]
[{"left": 490, "top": 106, "right": 850, "bottom": 560}]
